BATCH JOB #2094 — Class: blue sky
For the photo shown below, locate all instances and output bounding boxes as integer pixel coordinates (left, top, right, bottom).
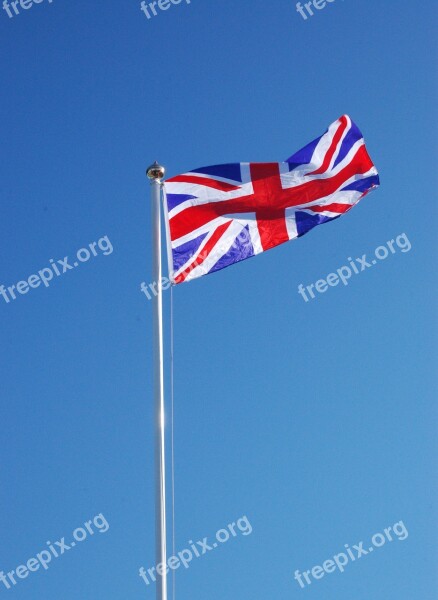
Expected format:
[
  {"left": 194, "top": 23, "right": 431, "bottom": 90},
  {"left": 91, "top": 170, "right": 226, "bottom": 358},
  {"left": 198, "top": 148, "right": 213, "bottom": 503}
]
[{"left": 0, "top": 0, "right": 436, "bottom": 598}]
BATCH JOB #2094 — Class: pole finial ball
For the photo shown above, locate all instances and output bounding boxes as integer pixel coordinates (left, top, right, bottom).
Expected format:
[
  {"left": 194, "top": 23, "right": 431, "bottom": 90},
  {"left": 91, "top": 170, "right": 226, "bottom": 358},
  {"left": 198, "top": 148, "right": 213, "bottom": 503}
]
[{"left": 146, "top": 161, "right": 165, "bottom": 180}]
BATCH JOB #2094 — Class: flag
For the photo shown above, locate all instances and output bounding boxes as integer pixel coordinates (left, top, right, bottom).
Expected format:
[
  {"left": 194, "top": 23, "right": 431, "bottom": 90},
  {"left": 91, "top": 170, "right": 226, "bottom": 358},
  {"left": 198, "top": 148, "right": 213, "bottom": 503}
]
[{"left": 163, "top": 115, "right": 380, "bottom": 284}]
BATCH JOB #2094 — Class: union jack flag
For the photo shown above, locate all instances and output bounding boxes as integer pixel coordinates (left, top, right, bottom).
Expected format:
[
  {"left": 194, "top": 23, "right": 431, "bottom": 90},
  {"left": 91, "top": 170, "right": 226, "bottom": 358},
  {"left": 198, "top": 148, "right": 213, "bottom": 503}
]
[{"left": 163, "top": 115, "right": 380, "bottom": 284}]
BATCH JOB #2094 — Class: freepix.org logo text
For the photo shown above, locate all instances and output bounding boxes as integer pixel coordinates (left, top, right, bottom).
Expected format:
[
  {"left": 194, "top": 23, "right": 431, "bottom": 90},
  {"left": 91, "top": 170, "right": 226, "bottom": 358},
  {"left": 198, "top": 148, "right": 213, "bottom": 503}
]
[
  {"left": 294, "top": 520, "right": 409, "bottom": 589},
  {"left": 297, "top": 233, "right": 412, "bottom": 302}
]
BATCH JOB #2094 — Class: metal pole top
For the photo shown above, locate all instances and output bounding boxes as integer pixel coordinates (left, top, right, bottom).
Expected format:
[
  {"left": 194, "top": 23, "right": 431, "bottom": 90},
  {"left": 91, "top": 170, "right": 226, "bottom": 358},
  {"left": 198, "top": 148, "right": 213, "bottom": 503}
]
[{"left": 147, "top": 161, "right": 165, "bottom": 181}]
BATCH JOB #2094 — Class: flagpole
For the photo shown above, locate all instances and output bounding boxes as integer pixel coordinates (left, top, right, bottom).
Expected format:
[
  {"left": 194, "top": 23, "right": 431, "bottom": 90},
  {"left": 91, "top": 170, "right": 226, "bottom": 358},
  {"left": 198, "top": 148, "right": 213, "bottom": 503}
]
[{"left": 147, "top": 161, "right": 168, "bottom": 600}]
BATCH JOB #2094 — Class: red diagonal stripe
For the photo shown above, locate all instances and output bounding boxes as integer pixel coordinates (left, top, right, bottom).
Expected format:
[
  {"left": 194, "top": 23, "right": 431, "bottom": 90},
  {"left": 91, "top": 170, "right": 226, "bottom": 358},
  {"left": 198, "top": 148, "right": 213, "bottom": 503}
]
[
  {"left": 166, "top": 175, "right": 240, "bottom": 192},
  {"left": 308, "top": 115, "right": 348, "bottom": 176},
  {"left": 174, "top": 220, "right": 232, "bottom": 284},
  {"left": 308, "top": 203, "right": 352, "bottom": 214}
]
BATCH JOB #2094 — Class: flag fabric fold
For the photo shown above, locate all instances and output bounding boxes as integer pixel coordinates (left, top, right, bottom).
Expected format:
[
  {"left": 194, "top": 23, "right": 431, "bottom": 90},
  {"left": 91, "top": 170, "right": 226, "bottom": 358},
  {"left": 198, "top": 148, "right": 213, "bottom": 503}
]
[{"left": 163, "top": 115, "right": 380, "bottom": 284}]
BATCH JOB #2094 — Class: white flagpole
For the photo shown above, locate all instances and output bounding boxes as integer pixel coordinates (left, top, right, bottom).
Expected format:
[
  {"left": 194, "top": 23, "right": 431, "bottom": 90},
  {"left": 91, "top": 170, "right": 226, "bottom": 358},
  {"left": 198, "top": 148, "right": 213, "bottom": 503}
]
[{"left": 147, "top": 161, "right": 168, "bottom": 600}]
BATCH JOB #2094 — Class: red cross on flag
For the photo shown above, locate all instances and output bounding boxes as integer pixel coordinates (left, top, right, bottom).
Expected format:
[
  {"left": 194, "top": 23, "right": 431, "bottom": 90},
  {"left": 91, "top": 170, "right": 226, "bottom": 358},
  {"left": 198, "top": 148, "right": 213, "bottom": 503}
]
[{"left": 163, "top": 115, "right": 380, "bottom": 284}]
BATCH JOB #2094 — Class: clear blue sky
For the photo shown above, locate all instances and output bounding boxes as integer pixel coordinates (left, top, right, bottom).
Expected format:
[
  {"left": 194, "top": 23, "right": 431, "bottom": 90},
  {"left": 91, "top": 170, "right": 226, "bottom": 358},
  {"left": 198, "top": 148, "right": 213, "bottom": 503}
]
[{"left": 0, "top": 0, "right": 436, "bottom": 598}]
